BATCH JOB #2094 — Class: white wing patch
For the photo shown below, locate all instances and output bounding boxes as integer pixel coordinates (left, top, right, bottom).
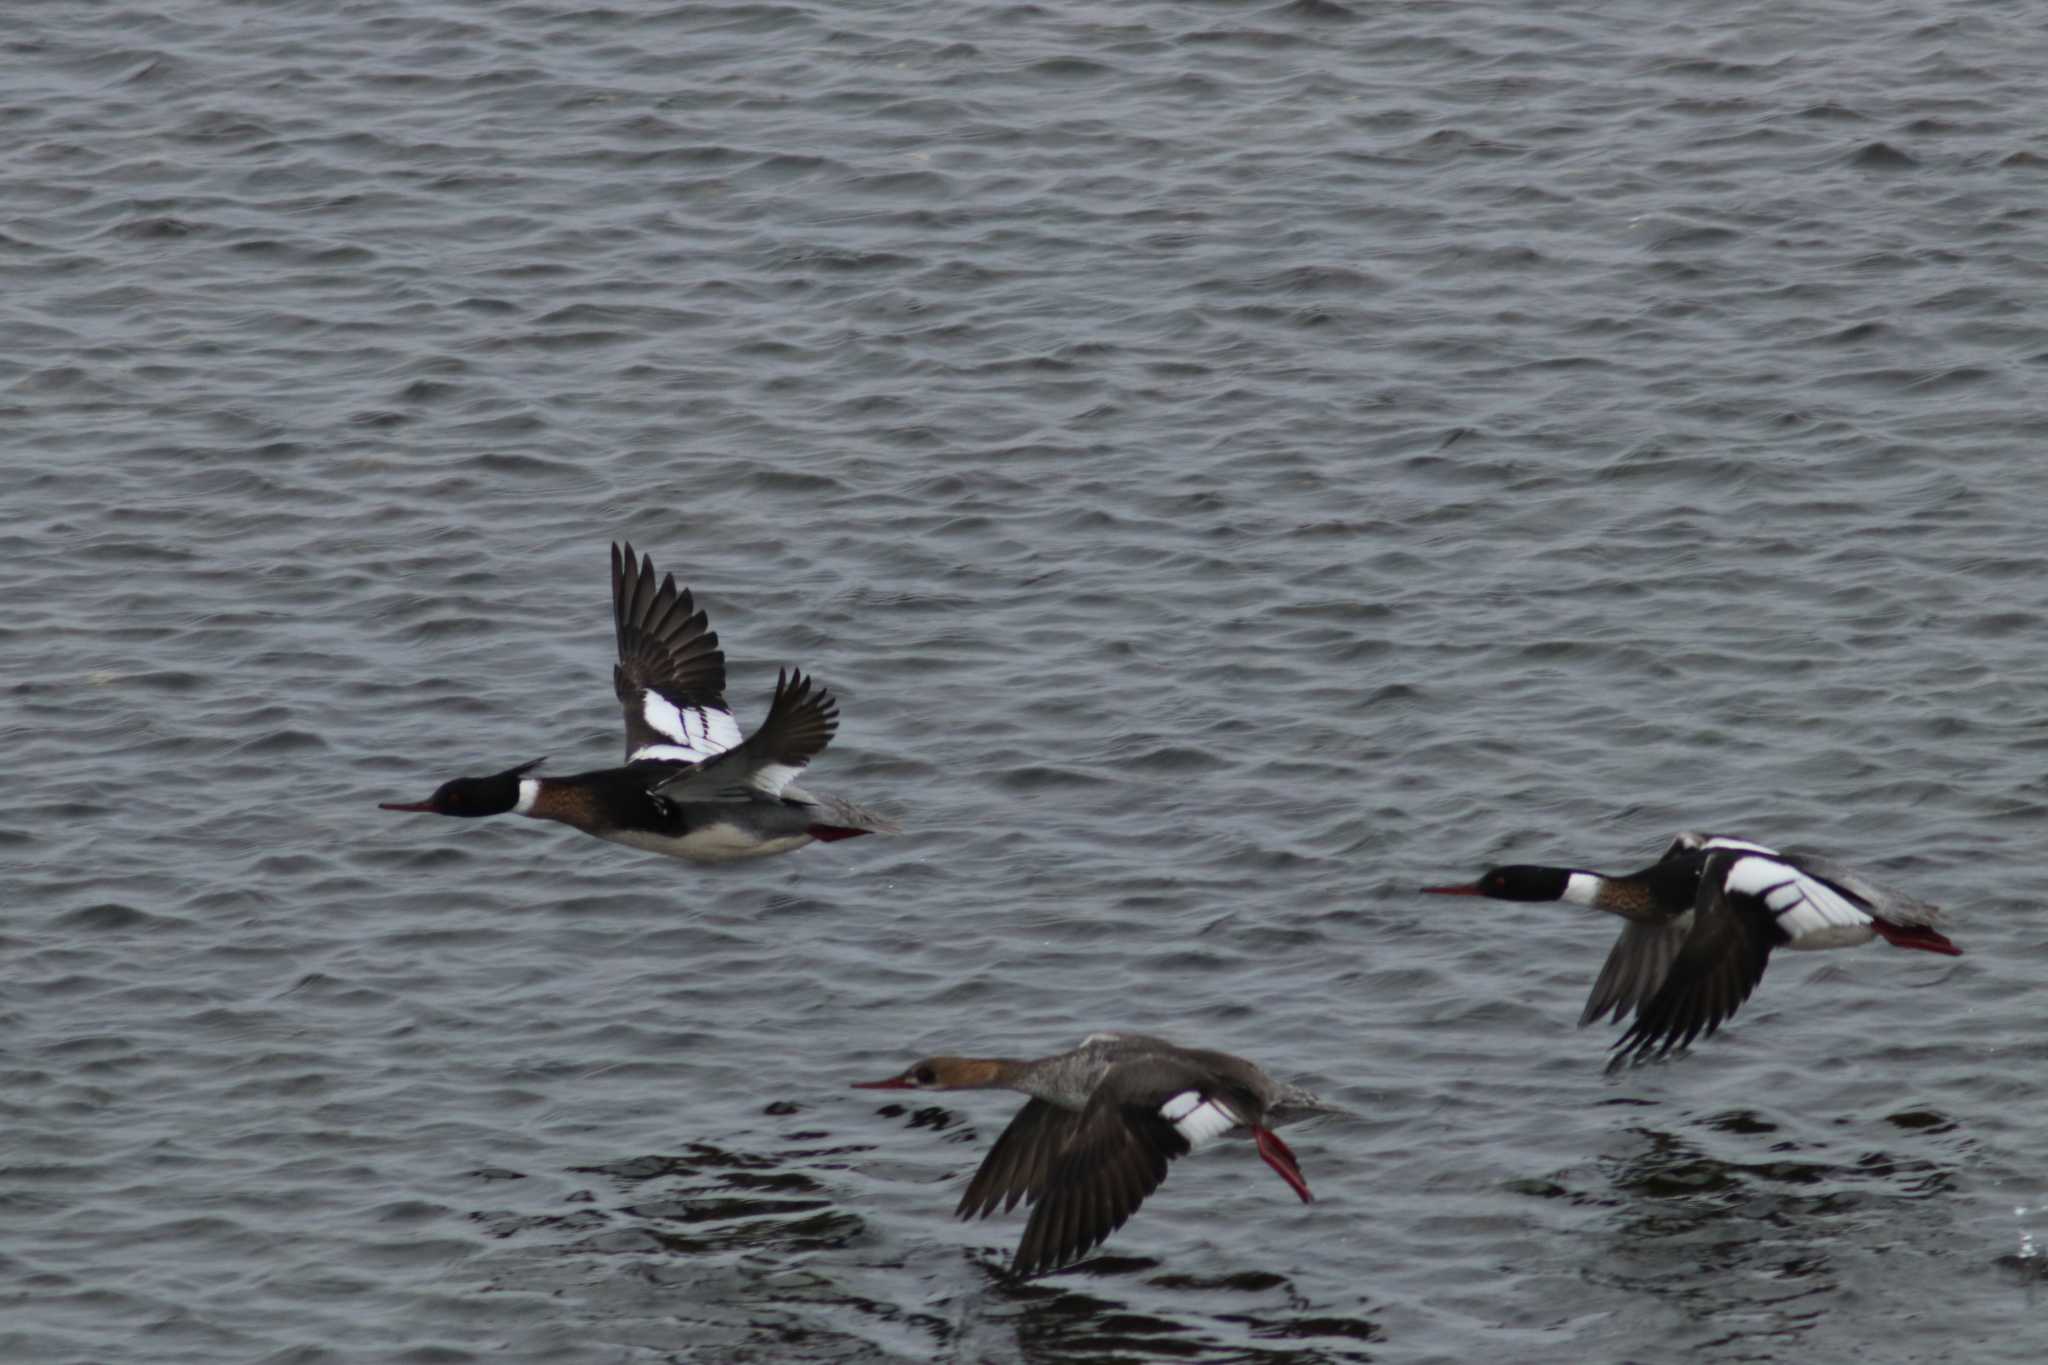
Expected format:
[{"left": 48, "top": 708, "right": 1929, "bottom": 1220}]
[
  {"left": 750, "top": 760, "right": 804, "bottom": 798},
  {"left": 1725, "top": 854, "right": 1874, "bottom": 948},
  {"left": 1158, "top": 1091, "right": 1240, "bottom": 1148},
  {"left": 633, "top": 692, "right": 742, "bottom": 763}
]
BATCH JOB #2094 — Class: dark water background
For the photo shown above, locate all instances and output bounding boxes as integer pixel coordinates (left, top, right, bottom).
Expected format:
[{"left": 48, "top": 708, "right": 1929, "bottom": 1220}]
[{"left": 6, "top": 1, "right": 2048, "bottom": 1360}]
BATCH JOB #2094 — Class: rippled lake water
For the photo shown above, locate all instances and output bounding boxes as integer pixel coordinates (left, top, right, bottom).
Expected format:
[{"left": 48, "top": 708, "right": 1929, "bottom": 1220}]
[{"left": 7, "top": 1, "right": 2048, "bottom": 1361}]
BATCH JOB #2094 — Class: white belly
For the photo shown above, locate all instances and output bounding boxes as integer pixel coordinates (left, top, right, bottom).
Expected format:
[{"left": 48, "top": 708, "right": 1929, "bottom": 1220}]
[{"left": 595, "top": 823, "right": 815, "bottom": 864}]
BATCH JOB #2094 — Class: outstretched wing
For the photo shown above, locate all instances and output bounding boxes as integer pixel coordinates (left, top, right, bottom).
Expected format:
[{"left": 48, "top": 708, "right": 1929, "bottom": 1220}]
[
  {"left": 955, "top": 1039, "right": 1169, "bottom": 1223},
  {"left": 1580, "top": 918, "right": 1691, "bottom": 1027},
  {"left": 1609, "top": 851, "right": 1784, "bottom": 1067},
  {"left": 1668, "top": 833, "right": 1950, "bottom": 930},
  {"left": 1724, "top": 850, "right": 1880, "bottom": 947},
  {"left": 1007, "top": 1056, "right": 1289, "bottom": 1278},
  {"left": 956, "top": 1099, "right": 1082, "bottom": 1221},
  {"left": 1775, "top": 847, "right": 1947, "bottom": 928},
  {"left": 1009, "top": 1075, "right": 1196, "bottom": 1277},
  {"left": 653, "top": 668, "right": 838, "bottom": 802},
  {"left": 611, "top": 542, "right": 741, "bottom": 764}
]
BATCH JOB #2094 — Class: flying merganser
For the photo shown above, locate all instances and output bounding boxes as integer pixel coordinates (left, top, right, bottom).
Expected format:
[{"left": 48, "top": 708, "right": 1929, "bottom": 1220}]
[
  {"left": 379, "top": 543, "right": 897, "bottom": 862},
  {"left": 855, "top": 1032, "right": 1321, "bottom": 1277},
  {"left": 1421, "top": 832, "right": 1961, "bottom": 1067}
]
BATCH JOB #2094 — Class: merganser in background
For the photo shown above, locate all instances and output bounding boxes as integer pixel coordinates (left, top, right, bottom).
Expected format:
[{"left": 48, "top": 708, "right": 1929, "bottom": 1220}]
[
  {"left": 379, "top": 543, "right": 897, "bottom": 862},
  {"left": 855, "top": 1032, "right": 1322, "bottom": 1277},
  {"left": 1421, "top": 832, "right": 1961, "bottom": 1068}
]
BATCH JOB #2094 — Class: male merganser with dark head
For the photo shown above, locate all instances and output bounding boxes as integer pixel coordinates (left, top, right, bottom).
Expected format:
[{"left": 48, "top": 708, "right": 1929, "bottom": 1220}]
[
  {"left": 1421, "top": 833, "right": 1961, "bottom": 1068},
  {"left": 854, "top": 1033, "right": 1321, "bottom": 1277},
  {"left": 379, "top": 543, "right": 897, "bottom": 862}
]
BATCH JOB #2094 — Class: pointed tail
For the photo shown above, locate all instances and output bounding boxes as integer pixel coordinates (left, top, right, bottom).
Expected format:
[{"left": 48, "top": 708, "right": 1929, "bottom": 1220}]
[{"left": 801, "top": 791, "right": 902, "bottom": 840}]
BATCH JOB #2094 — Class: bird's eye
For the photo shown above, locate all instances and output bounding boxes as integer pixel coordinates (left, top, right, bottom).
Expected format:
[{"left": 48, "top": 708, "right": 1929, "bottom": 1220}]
[{"left": 912, "top": 1066, "right": 936, "bottom": 1085}]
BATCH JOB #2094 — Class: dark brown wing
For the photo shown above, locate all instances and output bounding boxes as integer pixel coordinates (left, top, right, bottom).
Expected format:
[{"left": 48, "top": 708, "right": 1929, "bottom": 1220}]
[
  {"left": 956, "top": 1099, "right": 1081, "bottom": 1220},
  {"left": 1580, "top": 918, "right": 1691, "bottom": 1026},
  {"left": 1010, "top": 1097, "right": 1184, "bottom": 1278},
  {"left": 1006, "top": 1055, "right": 1252, "bottom": 1278},
  {"left": 611, "top": 542, "right": 734, "bottom": 763},
  {"left": 1608, "top": 851, "right": 1785, "bottom": 1067}
]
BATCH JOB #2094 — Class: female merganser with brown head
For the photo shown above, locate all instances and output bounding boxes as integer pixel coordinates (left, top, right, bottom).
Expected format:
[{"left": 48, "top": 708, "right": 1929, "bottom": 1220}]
[
  {"left": 379, "top": 543, "right": 897, "bottom": 862},
  {"left": 855, "top": 1032, "right": 1322, "bottom": 1277},
  {"left": 1422, "top": 833, "right": 1960, "bottom": 1067}
]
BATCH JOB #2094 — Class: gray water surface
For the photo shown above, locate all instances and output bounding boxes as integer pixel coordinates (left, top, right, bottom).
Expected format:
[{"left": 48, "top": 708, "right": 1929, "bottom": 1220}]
[{"left": 6, "top": 1, "right": 2047, "bottom": 1361}]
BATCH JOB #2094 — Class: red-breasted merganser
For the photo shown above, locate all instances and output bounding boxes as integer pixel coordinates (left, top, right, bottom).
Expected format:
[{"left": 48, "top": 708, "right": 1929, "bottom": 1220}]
[
  {"left": 379, "top": 543, "right": 897, "bottom": 862},
  {"left": 1421, "top": 832, "right": 1961, "bottom": 1068},
  {"left": 855, "top": 1032, "right": 1322, "bottom": 1277}
]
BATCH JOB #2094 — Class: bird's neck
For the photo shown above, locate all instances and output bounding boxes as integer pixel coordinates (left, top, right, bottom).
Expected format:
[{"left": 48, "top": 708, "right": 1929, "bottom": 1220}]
[{"left": 1573, "top": 867, "right": 1684, "bottom": 922}]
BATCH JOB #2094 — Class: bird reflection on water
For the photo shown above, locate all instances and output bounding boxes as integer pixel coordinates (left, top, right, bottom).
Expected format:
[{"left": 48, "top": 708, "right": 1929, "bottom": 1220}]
[
  {"left": 1585, "top": 1112, "right": 1958, "bottom": 1352},
  {"left": 460, "top": 1122, "right": 1382, "bottom": 1362},
  {"left": 983, "top": 1268, "right": 1384, "bottom": 1364}
]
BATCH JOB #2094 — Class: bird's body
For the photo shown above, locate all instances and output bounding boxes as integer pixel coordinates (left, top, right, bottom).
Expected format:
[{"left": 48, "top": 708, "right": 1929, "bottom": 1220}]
[
  {"left": 379, "top": 543, "right": 895, "bottom": 861},
  {"left": 1423, "top": 832, "right": 1960, "bottom": 1067},
  {"left": 856, "top": 1032, "right": 1321, "bottom": 1277}
]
